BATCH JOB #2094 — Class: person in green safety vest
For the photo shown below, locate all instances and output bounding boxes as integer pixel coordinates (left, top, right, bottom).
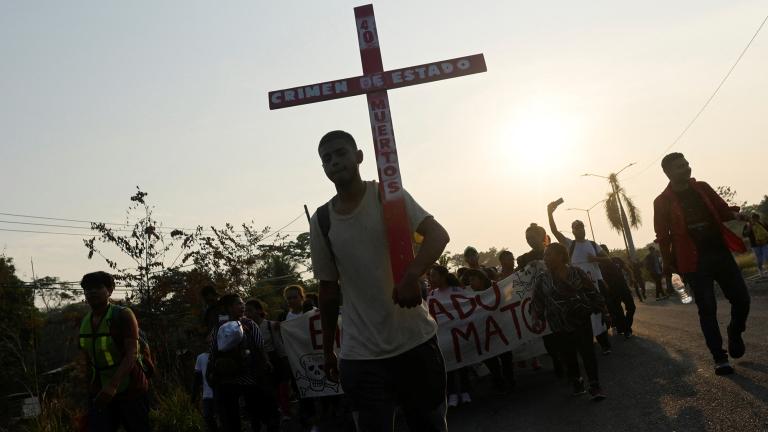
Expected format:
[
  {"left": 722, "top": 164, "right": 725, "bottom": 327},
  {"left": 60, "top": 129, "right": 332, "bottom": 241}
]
[{"left": 79, "top": 271, "right": 149, "bottom": 431}]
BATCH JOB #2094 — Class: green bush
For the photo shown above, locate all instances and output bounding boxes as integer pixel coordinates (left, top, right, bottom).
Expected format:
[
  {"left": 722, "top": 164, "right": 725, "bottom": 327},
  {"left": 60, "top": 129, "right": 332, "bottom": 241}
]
[{"left": 149, "top": 383, "right": 205, "bottom": 432}]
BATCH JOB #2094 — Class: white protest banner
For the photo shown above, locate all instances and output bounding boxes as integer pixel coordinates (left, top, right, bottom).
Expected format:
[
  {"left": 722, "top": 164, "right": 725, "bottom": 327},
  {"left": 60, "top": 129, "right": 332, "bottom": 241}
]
[
  {"left": 280, "top": 261, "right": 551, "bottom": 396},
  {"left": 279, "top": 312, "right": 343, "bottom": 398},
  {"left": 429, "top": 261, "right": 550, "bottom": 372}
]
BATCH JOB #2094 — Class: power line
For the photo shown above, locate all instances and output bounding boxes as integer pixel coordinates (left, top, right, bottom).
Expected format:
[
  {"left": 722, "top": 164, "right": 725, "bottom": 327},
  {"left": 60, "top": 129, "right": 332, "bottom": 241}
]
[
  {"left": 628, "top": 13, "right": 768, "bottom": 180},
  {"left": 0, "top": 211, "right": 305, "bottom": 235},
  {"left": 0, "top": 228, "right": 91, "bottom": 237},
  {"left": 0, "top": 211, "right": 197, "bottom": 231},
  {"left": 0, "top": 219, "right": 138, "bottom": 233},
  {"left": 0, "top": 212, "right": 307, "bottom": 238},
  {"left": 258, "top": 213, "right": 306, "bottom": 242}
]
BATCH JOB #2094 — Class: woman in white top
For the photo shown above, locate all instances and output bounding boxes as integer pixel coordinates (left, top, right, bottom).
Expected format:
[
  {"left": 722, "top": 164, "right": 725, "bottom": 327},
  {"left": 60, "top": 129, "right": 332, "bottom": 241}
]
[{"left": 428, "top": 265, "right": 472, "bottom": 407}]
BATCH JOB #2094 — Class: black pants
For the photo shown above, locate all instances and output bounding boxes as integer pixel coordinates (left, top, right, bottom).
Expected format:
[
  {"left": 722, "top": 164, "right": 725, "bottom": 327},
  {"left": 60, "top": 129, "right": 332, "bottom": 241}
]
[
  {"left": 604, "top": 280, "right": 636, "bottom": 333},
  {"left": 214, "top": 383, "right": 279, "bottom": 432},
  {"left": 87, "top": 393, "right": 150, "bottom": 432},
  {"left": 542, "top": 333, "right": 564, "bottom": 376},
  {"left": 684, "top": 249, "right": 751, "bottom": 362},
  {"left": 447, "top": 367, "right": 470, "bottom": 394},
  {"left": 598, "top": 279, "right": 632, "bottom": 333},
  {"left": 483, "top": 351, "right": 514, "bottom": 389},
  {"left": 201, "top": 398, "right": 218, "bottom": 432},
  {"left": 632, "top": 269, "right": 646, "bottom": 300},
  {"left": 552, "top": 322, "right": 600, "bottom": 386},
  {"left": 340, "top": 337, "right": 447, "bottom": 432},
  {"left": 652, "top": 274, "right": 675, "bottom": 298}
]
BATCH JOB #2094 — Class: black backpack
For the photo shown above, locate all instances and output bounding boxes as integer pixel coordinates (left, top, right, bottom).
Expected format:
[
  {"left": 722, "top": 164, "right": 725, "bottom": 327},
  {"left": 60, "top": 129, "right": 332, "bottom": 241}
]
[{"left": 206, "top": 320, "right": 264, "bottom": 386}]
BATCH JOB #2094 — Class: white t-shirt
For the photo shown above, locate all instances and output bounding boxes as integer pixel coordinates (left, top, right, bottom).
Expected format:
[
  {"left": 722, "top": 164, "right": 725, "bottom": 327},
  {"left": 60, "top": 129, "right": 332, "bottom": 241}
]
[
  {"left": 310, "top": 181, "right": 438, "bottom": 360},
  {"left": 285, "top": 307, "right": 316, "bottom": 322},
  {"left": 194, "top": 353, "right": 214, "bottom": 400},
  {"left": 562, "top": 238, "right": 605, "bottom": 282}
]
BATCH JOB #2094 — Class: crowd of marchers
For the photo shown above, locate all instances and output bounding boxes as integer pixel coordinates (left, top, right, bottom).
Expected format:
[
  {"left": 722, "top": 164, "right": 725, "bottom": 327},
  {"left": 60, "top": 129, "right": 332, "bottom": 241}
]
[{"left": 74, "top": 133, "right": 759, "bottom": 432}]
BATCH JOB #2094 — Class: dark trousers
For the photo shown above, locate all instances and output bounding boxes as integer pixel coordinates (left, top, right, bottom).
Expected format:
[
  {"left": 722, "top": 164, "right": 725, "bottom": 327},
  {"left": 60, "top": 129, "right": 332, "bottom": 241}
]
[
  {"left": 552, "top": 322, "right": 600, "bottom": 385},
  {"left": 214, "top": 383, "right": 279, "bottom": 432},
  {"left": 542, "top": 333, "right": 564, "bottom": 377},
  {"left": 340, "top": 337, "right": 447, "bottom": 432},
  {"left": 447, "top": 367, "right": 470, "bottom": 394},
  {"left": 605, "top": 281, "right": 636, "bottom": 333},
  {"left": 87, "top": 393, "right": 150, "bottom": 432},
  {"left": 201, "top": 398, "right": 218, "bottom": 432},
  {"left": 595, "top": 331, "right": 612, "bottom": 350},
  {"left": 598, "top": 279, "right": 633, "bottom": 333},
  {"left": 684, "top": 249, "right": 751, "bottom": 362},
  {"left": 483, "top": 351, "right": 514, "bottom": 389},
  {"left": 632, "top": 269, "right": 646, "bottom": 300},
  {"left": 652, "top": 274, "right": 675, "bottom": 297}
]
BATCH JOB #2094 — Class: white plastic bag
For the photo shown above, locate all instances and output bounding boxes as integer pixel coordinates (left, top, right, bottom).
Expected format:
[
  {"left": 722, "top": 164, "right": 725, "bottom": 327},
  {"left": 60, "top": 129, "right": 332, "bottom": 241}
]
[{"left": 217, "top": 320, "right": 244, "bottom": 352}]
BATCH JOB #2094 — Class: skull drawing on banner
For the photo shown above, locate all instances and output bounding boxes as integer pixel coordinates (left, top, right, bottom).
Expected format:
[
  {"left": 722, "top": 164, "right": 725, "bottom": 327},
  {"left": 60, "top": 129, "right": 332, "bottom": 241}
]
[
  {"left": 301, "top": 354, "right": 326, "bottom": 391},
  {"left": 294, "top": 353, "right": 339, "bottom": 396}
]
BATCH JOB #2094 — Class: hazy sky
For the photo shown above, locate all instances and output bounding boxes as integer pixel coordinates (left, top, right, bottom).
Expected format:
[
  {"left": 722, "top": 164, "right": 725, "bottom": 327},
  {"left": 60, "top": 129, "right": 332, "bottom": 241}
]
[{"left": 1, "top": 1, "right": 766, "bottom": 282}]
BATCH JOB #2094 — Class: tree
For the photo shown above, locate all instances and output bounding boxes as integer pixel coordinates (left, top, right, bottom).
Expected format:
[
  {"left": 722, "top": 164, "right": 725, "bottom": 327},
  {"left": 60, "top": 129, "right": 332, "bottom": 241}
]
[
  {"left": 0, "top": 255, "right": 37, "bottom": 422},
  {"left": 447, "top": 247, "right": 503, "bottom": 270},
  {"left": 187, "top": 221, "right": 311, "bottom": 310},
  {"left": 83, "top": 187, "right": 195, "bottom": 310},
  {"left": 715, "top": 186, "right": 747, "bottom": 208},
  {"left": 186, "top": 222, "right": 272, "bottom": 294},
  {"left": 603, "top": 173, "right": 641, "bottom": 258},
  {"left": 35, "top": 276, "right": 82, "bottom": 312}
]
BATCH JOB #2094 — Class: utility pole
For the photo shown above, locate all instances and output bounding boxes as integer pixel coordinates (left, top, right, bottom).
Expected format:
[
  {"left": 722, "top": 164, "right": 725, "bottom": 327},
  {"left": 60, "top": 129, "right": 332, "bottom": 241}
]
[
  {"left": 583, "top": 162, "right": 637, "bottom": 259},
  {"left": 29, "top": 258, "right": 40, "bottom": 399},
  {"left": 567, "top": 199, "right": 606, "bottom": 243}
]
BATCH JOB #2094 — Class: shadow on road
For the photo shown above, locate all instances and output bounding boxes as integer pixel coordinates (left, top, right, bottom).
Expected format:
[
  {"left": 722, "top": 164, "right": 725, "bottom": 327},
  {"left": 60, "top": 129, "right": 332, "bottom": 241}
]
[{"left": 446, "top": 333, "right": 708, "bottom": 431}]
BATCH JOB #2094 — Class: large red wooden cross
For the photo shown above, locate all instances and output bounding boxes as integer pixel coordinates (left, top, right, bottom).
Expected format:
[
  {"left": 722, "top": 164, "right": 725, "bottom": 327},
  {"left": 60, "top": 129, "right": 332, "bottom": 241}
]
[{"left": 268, "top": 4, "right": 486, "bottom": 282}]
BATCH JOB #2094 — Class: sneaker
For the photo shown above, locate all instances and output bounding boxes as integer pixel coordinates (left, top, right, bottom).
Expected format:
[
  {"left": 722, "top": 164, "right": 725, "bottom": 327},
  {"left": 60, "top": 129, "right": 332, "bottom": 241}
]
[
  {"left": 589, "top": 385, "right": 607, "bottom": 401},
  {"left": 602, "top": 348, "right": 612, "bottom": 356},
  {"left": 727, "top": 325, "right": 745, "bottom": 359},
  {"left": 624, "top": 330, "right": 633, "bottom": 340},
  {"left": 448, "top": 394, "right": 459, "bottom": 407},
  {"left": 572, "top": 378, "right": 586, "bottom": 396},
  {"left": 460, "top": 392, "right": 472, "bottom": 404},
  {"left": 714, "top": 361, "right": 735, "bottom": 376}
]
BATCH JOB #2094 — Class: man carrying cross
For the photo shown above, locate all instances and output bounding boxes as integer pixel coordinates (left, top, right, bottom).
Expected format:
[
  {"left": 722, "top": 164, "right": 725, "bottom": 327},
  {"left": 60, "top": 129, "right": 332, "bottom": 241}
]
[{"left": 310, "top": 130, "right": 450, "bottom": 432}]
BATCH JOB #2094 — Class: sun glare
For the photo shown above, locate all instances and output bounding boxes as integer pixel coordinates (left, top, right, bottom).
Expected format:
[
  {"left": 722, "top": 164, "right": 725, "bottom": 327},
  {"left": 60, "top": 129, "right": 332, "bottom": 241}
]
[{"left": 498, "top": 101, "right": 582, "bottom": 175}]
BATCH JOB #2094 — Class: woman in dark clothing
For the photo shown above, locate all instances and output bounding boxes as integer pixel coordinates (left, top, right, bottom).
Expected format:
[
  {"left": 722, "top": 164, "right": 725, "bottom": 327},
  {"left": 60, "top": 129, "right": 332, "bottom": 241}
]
[{"left": 532, "top": 243, "right": 608, "bottom": 401}]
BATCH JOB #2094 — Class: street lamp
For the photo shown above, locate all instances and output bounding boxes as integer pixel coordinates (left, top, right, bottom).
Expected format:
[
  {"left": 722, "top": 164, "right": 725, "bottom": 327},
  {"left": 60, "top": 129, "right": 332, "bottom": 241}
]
[
  {"left": 582, "top": 162, "right": 637, "bottom": 258},
  {"left": 567, "top": 199, "right": 606, "bottom": 243}
]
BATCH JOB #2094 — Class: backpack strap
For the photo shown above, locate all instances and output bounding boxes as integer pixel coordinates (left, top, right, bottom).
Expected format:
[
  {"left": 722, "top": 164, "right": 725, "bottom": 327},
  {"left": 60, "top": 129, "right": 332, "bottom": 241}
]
[
  {"left": 316, "top": 202, "right": 336, "bottom": 266},
  {"left": 569, "top": 240, "right": 600, "bottom": 261},
  {"left": 316, "top": 184, "right": 384, "bottom": 270}
]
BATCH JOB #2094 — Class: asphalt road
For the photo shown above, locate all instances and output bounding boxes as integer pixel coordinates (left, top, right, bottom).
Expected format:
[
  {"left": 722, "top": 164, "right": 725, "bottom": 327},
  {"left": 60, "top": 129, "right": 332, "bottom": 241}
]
[{"left": 447, "top": 278, "right": 768, "bottom": 432}]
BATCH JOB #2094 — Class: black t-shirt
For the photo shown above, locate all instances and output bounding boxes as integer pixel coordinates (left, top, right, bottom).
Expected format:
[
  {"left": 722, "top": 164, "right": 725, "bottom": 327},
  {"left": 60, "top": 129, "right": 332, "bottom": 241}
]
[
  {"left": 674, "top": 187, "right": 725, "bottom": 252},
  {"left": 598, "top": 258, "right": 628, "bottom": 290}
]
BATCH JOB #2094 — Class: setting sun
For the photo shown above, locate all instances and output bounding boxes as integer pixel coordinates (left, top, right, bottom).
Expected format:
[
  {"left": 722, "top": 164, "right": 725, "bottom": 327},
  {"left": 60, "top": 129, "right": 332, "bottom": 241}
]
[{"left": 498, "top": 100, "right": 583, "bottom": 174}]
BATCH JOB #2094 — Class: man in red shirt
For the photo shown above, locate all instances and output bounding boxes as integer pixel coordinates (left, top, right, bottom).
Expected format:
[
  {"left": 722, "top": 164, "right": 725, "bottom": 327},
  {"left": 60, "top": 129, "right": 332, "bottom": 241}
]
[{"left": 653, "top": 152, "right": 750, "bottom": 375}]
